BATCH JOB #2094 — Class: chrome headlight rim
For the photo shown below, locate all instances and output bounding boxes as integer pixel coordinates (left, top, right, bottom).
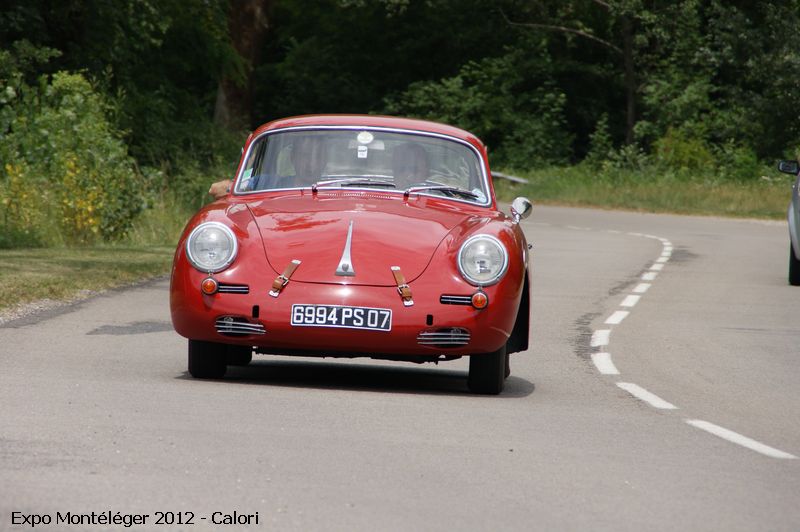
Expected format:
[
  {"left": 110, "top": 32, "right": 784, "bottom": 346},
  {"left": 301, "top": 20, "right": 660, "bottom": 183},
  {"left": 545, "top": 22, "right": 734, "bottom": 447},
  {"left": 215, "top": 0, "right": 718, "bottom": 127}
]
[
  {"left": 185, "top": 221, "right": 238, "bottom": 273},
  {"left": 457, "top": 234, "right": 509, "bottom": 287}
]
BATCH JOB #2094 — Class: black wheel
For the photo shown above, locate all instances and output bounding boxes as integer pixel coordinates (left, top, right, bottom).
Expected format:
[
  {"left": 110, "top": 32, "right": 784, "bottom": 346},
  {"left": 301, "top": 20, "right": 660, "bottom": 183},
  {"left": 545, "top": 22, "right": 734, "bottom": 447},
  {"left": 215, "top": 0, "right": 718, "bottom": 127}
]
[
  {"left": 188, "top": 340, "right": 227, "bottom": 379},
  {"left": 790, "top": 242, "right": 800, "bottom": 286},
  {"left": 468, "top": 345, "right": 507, "bottom": 395},
  {"left": 227, "top": 345, "right": 253, "bottom": 366},
  {"left": 504, "top": 351, "right": 511, "bottom": 379}
]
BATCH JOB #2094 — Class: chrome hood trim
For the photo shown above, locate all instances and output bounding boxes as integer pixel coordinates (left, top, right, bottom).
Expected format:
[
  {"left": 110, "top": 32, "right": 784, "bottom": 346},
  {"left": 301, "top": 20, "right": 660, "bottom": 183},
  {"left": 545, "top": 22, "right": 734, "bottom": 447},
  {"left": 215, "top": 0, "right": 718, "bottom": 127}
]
[{"left": 335, "top": 220, "right": 356, "bottom": 276}]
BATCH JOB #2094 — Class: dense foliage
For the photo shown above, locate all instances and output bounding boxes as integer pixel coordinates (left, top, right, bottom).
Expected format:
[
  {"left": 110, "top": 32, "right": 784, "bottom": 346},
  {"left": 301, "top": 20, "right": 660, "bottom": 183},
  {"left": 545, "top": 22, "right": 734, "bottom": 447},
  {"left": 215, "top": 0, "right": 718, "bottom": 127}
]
[
  {"left": 1, "top": 47, "right": 142, "bottom": 246},
  {"left": 1, "top": 0, "right": 799, "bottom": 246}
]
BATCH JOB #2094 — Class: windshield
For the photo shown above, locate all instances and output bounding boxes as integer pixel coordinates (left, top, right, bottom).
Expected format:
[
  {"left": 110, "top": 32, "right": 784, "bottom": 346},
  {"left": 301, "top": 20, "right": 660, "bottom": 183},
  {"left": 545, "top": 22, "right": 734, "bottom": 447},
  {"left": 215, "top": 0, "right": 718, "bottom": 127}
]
[{"left": 234, "top": 128, "right": 489, "bottom": 204}]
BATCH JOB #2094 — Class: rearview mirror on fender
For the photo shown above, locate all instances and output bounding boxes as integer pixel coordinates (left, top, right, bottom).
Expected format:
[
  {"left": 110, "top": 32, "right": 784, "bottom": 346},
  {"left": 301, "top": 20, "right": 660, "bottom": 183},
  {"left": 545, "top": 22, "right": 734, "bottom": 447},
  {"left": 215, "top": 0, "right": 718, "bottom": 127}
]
[
  {"left": 510, "top": 197, "right": 532, "bottom": 223},
  {"left": 778, "top": 160, "right": 799, "bottom": 175}
]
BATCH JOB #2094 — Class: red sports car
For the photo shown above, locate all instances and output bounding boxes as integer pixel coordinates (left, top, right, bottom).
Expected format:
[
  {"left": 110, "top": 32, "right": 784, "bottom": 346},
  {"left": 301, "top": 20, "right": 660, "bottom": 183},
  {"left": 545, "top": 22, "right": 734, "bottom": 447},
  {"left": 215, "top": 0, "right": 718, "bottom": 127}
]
[{"left": 170, "top": 115, "right": 532, "bottom": 394}]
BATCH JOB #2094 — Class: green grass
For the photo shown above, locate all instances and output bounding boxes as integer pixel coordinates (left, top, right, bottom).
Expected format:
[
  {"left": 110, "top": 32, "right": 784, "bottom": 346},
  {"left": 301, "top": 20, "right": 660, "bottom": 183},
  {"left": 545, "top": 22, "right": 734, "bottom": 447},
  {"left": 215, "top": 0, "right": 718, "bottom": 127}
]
[
  {"left": 125, "top": 193, "right": 195, "bottom": 247},
  {"left": 1, "top": 246, "right": 175, "bottom": 312},
  {"left": 494, "top": 166, "right": 792, "bottom": 219},
  {"left": 0, "top": 189, "right": 202, "bottom": 314}
]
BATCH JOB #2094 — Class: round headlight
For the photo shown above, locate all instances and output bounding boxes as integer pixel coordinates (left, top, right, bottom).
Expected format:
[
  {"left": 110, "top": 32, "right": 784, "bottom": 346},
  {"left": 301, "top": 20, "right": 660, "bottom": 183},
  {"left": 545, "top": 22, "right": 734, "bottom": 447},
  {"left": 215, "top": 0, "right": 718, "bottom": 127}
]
[
  {"left": 457, "top": 234, "right": 508, "bottom": 286},
  {"left": 186, "top": 222, "right": 238, "bottom": 273}
]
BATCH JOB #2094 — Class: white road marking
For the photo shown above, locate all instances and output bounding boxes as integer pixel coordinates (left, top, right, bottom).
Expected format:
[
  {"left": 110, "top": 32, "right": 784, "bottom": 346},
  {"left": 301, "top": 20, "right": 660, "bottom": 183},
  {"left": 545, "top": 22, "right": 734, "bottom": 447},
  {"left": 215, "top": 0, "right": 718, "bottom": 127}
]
[
  {"left": 633, "top": 283, "right": 651, "bottom": 294},
  {"left": 620, "top": 295, "right": 640, "bottom": 307},
  {"left": 568, "top": 226, "right": 686, "bottom": 415},
  {"left": 591, "top": 353, "right": 620, "bottom": 375},
  {"left": 686, "top": 420, "right": 797, "bottom": 460},
  {"left": 605, "top": 310, "right": 630, "bottom": 325},
  {"left": 617, "top": 383, "right": 678, "bottom": 410},
  {"left": 591, "top": 329, "right": 611, "bottom": 347}
]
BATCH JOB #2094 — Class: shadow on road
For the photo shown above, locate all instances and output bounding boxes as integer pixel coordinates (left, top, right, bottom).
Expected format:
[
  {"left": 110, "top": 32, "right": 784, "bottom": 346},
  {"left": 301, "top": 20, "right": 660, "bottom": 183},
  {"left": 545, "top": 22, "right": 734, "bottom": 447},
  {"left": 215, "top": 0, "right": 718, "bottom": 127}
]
[{"left": 175, "top": 359, "right": 535, "bottom": 398}]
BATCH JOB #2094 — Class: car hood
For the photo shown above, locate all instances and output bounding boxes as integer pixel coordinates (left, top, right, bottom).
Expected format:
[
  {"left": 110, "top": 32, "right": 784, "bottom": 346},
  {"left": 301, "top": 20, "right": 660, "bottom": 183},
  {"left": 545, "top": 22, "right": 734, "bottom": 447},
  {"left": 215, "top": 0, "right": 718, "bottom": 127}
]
[{"left": 245, "top": 194, "right": 480, "bottom": 286}]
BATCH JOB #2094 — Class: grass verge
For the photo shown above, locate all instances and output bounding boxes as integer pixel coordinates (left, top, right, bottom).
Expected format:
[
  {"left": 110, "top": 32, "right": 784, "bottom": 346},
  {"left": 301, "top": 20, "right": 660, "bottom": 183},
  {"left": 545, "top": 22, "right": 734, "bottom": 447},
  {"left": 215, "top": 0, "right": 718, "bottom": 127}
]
[
  {"left": 0, "top": 188, "right": 203, "bottom": 315},
  {"left": 494, "top": 166, "right": 792, "bottom": 220},
  {"left": 2, "top": 246, "right": 175, "bottom": 313}
]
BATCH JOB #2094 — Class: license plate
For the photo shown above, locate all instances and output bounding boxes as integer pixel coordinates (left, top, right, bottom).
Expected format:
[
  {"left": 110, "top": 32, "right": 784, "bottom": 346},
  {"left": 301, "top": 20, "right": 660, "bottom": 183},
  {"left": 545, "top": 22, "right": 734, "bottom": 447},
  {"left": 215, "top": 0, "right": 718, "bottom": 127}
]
[{"left": 290, "top": 304, "right": 392, "bottom": 331}]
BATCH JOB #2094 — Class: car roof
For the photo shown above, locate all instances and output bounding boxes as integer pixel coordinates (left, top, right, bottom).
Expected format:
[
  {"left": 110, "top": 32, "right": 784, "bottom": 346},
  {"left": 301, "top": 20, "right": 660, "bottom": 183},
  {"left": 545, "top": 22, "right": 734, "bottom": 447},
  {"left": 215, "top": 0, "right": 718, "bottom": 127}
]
[{"left": 251, "top": 115, "right": 486, "bottom": 150}]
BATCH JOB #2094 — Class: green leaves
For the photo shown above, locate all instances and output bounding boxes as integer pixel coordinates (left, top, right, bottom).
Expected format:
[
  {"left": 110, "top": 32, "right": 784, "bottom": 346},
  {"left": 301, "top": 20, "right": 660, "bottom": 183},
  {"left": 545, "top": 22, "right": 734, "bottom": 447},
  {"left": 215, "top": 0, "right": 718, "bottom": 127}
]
[
  {"left": 384, "top": 46, "right": 573, "bottom": 168},
  {"left": 1, "top": 70, "right": 142, "bottom": 245}
]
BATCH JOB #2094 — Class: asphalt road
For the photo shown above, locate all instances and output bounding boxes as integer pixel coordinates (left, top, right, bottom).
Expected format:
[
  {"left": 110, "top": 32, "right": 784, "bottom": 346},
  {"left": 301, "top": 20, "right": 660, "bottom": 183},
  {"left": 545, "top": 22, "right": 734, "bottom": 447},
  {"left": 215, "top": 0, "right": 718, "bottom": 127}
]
[{"left": 1, "top": 205, "right": 799, "bottom": 531}]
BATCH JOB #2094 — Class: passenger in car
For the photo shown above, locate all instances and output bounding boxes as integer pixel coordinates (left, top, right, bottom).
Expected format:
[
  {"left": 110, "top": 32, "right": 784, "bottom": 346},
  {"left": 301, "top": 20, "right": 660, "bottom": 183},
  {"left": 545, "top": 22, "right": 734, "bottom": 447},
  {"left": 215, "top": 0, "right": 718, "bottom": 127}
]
[
  {"left": 284, "top": 135, "right": 328, "bottom": 187},
  {"left": 392, "top": 142, "right": 430, "bottom": 188}
]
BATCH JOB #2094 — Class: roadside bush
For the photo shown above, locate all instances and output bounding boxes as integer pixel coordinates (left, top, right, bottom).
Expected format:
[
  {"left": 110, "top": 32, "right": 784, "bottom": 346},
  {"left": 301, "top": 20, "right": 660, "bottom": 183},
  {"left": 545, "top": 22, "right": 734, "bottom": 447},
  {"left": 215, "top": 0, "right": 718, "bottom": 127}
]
[
  {"left": 124, "top": 190, "right": 196, "bottom": 247},
  {"left": 713, "top": 141, "right": 763, "bottom": 182},
  {"left": 607, "top": 144, "right": 651, "bottom": 174},
  {"left": 0, "top": 160, "right": 50, "bottom": 248},
  {"left": 1, "top": 69, "right": 142, "bottom": 245},
  {"left": 584, "top": 114, "right": 615, "bottom": 167},
  {"left": 653, "top": 128, "right": 714, "bottom": 173}
]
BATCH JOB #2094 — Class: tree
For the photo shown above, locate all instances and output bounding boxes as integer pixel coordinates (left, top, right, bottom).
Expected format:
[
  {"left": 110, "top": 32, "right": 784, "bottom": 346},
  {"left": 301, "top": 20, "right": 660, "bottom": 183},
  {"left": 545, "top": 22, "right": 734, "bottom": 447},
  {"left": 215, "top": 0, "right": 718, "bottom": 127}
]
[
  {"left": 213, "top": 0, "right": 273, "bottom": 130},
  {"left": 500, "top": 0, "right": 651, "bottom": 145}
]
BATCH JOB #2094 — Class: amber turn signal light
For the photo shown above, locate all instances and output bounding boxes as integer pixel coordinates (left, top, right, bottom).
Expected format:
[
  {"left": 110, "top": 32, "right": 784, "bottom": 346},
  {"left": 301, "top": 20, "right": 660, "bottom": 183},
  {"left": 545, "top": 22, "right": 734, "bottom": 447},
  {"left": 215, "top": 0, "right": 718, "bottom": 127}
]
[
  {"left": 471, "top": 291, "right": 488, "bottom": 309},
  {"left": 201, "top": 277, "right": 219, "bottom": 295}
]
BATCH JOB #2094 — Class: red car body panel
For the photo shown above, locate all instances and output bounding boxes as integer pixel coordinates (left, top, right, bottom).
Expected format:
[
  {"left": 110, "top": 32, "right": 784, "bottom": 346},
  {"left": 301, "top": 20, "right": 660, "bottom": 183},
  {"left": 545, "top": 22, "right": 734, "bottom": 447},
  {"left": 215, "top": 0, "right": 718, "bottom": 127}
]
[
  {"left": 170, "top": 115, "right": 529, "bottom": 360},
  {"left": 247, "top": 193, "right": 486, "bottom": 285}
]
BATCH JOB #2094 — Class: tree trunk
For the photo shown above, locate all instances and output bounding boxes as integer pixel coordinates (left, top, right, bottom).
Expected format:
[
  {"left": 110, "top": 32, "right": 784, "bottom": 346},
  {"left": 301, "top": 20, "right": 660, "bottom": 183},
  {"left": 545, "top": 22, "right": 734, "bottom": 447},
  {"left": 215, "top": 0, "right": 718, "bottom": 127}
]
[
  {"left": 213, "top": 0, "right": 272, "bottom": 130},
  {"left": 621, "top": 14, "right": 636, "bottom": 145}
]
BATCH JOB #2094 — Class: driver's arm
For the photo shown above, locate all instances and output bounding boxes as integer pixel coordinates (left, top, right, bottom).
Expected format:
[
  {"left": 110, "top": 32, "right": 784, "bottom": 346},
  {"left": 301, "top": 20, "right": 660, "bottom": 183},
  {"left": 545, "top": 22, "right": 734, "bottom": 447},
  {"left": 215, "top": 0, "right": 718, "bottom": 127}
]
[{"left": 208, "top": 179, "right": 232, "bottom": 199}]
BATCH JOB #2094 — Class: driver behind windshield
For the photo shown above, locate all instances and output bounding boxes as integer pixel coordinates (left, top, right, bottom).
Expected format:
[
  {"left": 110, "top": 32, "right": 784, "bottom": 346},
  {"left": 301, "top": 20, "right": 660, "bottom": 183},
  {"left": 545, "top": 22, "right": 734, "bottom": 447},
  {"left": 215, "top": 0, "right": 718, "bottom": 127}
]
[
  {"left": 286, "top": 135, "right": 327, "bottom": 187},
  {"left": 208, "top": 135, "right": 328, "bottom": 198}
]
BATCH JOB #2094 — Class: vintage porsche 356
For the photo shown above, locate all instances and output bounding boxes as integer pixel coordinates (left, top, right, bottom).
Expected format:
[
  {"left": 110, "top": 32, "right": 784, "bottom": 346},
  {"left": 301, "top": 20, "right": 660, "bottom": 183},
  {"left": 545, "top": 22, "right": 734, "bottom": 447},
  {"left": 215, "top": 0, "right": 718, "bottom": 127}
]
[{"left": 170, "top": 115, "right": 532, "bottom": 394}]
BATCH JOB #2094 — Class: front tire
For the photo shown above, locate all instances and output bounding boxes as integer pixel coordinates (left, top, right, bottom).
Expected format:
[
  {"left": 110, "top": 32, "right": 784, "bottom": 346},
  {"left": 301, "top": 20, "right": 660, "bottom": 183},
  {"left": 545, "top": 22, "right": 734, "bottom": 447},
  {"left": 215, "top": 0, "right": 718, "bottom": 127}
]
[
  {"left": 468, "top": 345, "right": 507, "bottom": 395},
  {"left": 227, "top": 345, "right": 253, "bottom": 366},
  {"left": 188, "top": 340, "right": 227, "bottom": 379},
  {"left": 790, "top": 242, "right": 800, "bottom": 286}
]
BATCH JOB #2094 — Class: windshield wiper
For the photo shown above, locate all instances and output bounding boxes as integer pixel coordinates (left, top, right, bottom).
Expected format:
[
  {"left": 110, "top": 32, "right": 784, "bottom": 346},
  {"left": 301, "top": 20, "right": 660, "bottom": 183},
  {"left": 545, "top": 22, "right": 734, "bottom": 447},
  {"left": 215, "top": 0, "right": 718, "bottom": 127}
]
[
  {"left": 403, "top": 184, "right": 479, "bottom": 200},
  {"left": 311, "top": 177, "right": 396, "bottom": 191}
]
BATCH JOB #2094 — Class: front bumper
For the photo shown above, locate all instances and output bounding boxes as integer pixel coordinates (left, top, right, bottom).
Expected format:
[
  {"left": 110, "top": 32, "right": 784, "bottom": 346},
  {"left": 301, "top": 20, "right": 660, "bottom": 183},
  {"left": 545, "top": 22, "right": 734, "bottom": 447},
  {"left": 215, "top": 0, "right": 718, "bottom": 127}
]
[{"left": 171, "top": 271, "right": 521, "bottom": 358}]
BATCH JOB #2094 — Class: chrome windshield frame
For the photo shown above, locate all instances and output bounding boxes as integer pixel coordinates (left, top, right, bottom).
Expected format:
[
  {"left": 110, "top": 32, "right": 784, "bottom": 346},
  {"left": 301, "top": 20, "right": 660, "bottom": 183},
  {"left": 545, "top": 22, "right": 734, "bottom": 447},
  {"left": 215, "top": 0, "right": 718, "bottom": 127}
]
[{"left": 232, "top": 125, "right": 493, "bottom": 207}]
